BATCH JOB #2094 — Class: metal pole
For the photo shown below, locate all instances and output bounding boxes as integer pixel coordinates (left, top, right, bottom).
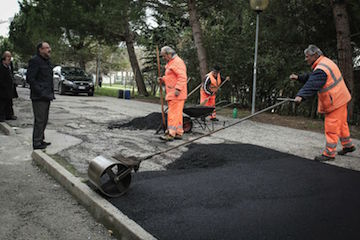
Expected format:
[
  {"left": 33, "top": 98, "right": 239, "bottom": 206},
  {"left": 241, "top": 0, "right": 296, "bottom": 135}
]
[{"left": 251, "top": 12, "right": 260, "bottom": 114}]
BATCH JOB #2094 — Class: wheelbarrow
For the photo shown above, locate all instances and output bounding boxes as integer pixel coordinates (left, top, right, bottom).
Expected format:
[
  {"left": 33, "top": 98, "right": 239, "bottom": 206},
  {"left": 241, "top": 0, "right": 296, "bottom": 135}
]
[
  {"left": 88, "top": 98, "right": 295, "bottom": 197},
  {"left": 182, "top": 105, "right": 215, "bottom": 133},
  {"left": 155, "top": 105, "right": 215, "bottom": 134}
]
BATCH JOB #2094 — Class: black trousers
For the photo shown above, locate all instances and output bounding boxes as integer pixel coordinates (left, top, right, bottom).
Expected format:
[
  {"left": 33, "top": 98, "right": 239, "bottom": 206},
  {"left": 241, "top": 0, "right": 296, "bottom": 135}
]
[
  {"left": 0, "top": 99, "right": 11, "bottom": 121},
  {"left": 5, "top": 98, "right": 14, "bottom": 118},
  {"left": 32, "top": 100, "right": 50, "bottom": 146}
]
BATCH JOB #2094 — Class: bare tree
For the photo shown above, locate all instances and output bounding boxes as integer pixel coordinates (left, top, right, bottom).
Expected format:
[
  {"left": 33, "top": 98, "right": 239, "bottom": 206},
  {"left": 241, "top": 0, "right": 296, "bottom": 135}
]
[
  {"left": 188, "top": 0, "right": 208, "bottom": 79},
  {"left": 330, "top": 0, "right": 354, "bottom": 118},
  {"left": 124, "top": 22, "right": 148, "bottom": 96}
]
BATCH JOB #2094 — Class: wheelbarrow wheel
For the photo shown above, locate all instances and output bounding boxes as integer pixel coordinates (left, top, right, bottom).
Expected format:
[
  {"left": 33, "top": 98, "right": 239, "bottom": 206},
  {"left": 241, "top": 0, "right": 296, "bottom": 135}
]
[{"left": 183, "top": 116, "right": 193, "bottom": 133}]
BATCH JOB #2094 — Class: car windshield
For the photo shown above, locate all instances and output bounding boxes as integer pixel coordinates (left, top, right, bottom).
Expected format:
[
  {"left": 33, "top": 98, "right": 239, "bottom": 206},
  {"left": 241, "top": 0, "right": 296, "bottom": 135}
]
[{"left": 62, "top": 67, "right": 87, "bottom": 77}]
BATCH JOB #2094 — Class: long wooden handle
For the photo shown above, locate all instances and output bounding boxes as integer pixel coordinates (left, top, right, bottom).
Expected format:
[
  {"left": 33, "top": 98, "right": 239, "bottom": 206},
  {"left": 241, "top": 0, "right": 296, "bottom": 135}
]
[
  {"left": 187, "top": 83, "right": 202, "bottom": 98},
  {"left": 156, "top": 46, "right": 166, "bottom": 128}
]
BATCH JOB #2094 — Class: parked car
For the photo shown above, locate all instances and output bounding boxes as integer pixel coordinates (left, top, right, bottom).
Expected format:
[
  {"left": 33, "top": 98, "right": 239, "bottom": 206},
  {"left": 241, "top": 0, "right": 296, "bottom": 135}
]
[
  {"left": 14, "top": 68, "right": 28, "bottom": 87},
  {"left": 53, "top": 66, "right": 94, "bottom": 96}
]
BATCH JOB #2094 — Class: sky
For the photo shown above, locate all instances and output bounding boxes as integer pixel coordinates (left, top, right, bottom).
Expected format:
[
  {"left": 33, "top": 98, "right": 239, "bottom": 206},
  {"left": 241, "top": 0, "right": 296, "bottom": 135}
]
[{"left": 0, "top": 0, "right": 20, "bottom": 37}]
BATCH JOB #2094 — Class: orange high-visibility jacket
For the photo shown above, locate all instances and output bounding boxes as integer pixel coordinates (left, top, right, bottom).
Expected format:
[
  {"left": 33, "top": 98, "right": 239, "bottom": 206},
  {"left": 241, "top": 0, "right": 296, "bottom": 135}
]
[
  {"left": 162, "top": 55, "right": 187, "bottom": 101},
  {"left": 202, "top": 71, "right": 221, "bottom": 95},
  {"left": 313, "top": 56, "right": 351, "bottom": 113}
]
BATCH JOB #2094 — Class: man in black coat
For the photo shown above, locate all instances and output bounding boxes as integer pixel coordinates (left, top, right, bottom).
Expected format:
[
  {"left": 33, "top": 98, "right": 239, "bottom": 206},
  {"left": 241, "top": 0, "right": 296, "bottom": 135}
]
[
  {"left": 3, "top": 51, "right": 18, "bottom": 120},
  {"left": 26, "top": 42, "right": 55, "bottom": 149},
  {"left": 0, "top": 52, "right": 14, "bottom": 122}
]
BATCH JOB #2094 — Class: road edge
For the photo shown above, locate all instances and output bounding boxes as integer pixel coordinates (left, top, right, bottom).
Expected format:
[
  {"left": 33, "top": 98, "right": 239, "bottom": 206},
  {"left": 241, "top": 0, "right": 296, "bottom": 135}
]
[
  {"left": 0, "top": 122, "right": 15, "bottom": 135},
  {"left": 31, "top": 150, "right": 157, "bottom": 240}
]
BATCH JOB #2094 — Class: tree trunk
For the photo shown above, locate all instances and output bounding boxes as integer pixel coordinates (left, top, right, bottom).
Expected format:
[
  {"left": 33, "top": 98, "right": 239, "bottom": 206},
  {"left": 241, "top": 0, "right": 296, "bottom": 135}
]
[
  {"left": 330, "top": 0, "right": 354, "bottom": 119},
  {"left": 124, "top": 23, "right": 148, "bottom": 96},
  {"left": 188, "top": 0, "right": 208, "bottom": 79}
]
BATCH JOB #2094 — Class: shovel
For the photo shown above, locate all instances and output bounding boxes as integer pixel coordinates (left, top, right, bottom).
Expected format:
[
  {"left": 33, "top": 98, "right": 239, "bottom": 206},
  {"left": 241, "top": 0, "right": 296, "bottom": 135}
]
[{"left": 106, "top": 98, "right": 294, "bottom": 196}]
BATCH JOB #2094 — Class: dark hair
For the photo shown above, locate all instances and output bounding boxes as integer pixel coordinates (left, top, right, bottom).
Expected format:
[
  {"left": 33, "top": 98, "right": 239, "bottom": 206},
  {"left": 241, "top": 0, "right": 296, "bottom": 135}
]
[
  {"left": 36, "top": 42, "right": 43, "bottom": 54},
  {"left": 212, "top": 65, "right": 221, "bottom": 72}
]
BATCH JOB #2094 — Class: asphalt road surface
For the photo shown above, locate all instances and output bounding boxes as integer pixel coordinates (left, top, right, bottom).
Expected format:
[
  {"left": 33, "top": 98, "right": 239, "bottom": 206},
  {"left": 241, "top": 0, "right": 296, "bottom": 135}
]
[{"left": 110, "top": 143, "right": 360, "bottom": 240}]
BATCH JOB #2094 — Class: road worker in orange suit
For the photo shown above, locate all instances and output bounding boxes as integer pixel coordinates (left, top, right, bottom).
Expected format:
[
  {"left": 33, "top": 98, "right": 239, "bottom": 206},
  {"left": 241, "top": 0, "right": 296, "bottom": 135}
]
[
  {"left": 200, "top": 66, "right": 230, "bottom": 121},
  {"left": 290, "top": 44, "right": 356, "bottom": 161},
  {"left": 158, "top": 46, "right": 187, "bottom": 141}
]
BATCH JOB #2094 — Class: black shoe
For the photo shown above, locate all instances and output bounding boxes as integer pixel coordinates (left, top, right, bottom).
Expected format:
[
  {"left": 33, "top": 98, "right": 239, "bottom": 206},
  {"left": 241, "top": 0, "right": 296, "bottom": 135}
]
[
  {"left": 42, "top": 141, "right": 51, "bottom": 146},
  {"left": 338, "top": 146, "right": 356, "bottom": 155},
  {"left": 314, "top": 154, "right": 335, "bottom": 162},
  {"left": 33, "top": 143, "right": 47, "bottom": 150}
]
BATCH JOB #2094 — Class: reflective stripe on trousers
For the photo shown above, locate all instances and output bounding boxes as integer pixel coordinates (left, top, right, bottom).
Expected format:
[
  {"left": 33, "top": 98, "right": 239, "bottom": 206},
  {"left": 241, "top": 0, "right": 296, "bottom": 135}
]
[{"left": 322, "top": 104, "right": 353, "bottom": 157}]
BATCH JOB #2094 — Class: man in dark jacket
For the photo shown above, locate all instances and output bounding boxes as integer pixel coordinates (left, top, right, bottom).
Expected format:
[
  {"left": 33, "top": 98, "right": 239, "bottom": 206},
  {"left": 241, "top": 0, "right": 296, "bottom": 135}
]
[
  {"left": 3, "top": 51, "right": 18, "bottom": 120},
  {"left": 26, "top": 42, "right": 55, "bottom": 149},
  {"left": 0, "top": 52, "right": 14, "bottom": 122}
]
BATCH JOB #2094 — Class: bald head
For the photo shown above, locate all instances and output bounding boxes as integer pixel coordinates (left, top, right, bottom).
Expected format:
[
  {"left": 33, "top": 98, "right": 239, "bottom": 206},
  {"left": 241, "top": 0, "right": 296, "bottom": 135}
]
[{"left": 2, "top": 51, "right": 12, "bottom": 65}]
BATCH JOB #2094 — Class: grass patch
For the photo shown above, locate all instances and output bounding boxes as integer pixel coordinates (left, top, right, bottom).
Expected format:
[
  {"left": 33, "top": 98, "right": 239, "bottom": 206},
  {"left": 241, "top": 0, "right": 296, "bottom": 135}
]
[
  {"left": 94, "top": 87, "right": 120, "bottom": 97},
  {"left": 49, "top": 154, "right": 84, "bottom": 178}
]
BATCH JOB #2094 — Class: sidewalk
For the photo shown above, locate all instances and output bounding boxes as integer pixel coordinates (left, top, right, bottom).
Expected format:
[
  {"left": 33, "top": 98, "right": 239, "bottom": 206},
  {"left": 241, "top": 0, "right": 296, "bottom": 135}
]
[{"left": 0, "top": 122, "right": 117, "bottom": 240}]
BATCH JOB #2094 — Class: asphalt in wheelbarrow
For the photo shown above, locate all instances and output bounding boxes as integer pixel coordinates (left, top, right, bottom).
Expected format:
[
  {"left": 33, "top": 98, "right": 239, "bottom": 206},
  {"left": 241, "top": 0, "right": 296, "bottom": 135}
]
[{"left": 109, "top": 143, "right": 360, "bottom": 240}]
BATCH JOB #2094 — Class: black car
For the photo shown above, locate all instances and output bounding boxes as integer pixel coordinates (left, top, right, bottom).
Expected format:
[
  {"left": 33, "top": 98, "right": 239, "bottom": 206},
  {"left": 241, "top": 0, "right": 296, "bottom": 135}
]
[
  {"left": 14, "top": 68, "right": 28, "bottom": 87},
  {"left": 53, "top": 66, "right": 94, "bottom": 96}
]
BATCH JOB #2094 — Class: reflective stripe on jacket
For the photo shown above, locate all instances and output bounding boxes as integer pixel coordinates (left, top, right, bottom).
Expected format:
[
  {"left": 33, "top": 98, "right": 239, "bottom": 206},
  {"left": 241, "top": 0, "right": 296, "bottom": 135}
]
[
  {"left": 202, "top": 71, "right": 221, "bottom": 95},
  {"left": 162, "top": 55, "right": 187, "bottom": 101},
  {"left": 313, "top": 56, "right": 351, "bottom": 113}
]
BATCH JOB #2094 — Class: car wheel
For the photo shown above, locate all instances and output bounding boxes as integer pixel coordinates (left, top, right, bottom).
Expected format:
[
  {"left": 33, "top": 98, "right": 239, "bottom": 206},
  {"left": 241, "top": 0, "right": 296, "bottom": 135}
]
[
  {"left": 59, "top": 82, "right": 65, "bottom": 95},
  {"left": 88, "top": 91, "right": 94, "bottom": 96}
]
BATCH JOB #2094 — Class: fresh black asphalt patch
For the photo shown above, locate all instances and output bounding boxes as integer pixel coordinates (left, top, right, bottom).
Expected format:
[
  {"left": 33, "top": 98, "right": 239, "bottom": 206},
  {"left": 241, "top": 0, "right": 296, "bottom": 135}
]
[
  {"left": 108, "top": 112, "right": 163, "bottom": 130},
  {"left": 109, "top": 143, "right": 360, "bottom": 240}
]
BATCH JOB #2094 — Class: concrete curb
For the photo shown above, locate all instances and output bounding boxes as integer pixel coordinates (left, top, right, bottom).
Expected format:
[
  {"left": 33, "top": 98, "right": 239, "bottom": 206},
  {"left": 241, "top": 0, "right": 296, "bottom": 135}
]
[
  {"left": 32, "top": 150, "right": 157, "bottom": 240},
  {"left": 0, "top": 122, "right": 15, "bottom": 135}
]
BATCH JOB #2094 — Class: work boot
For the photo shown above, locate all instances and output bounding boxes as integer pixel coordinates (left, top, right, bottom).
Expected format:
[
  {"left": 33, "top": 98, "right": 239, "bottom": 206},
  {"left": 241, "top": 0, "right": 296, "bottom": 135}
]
[
  {"left": 174, "top": 134, "right": 183, "bottom": 140},
  {"left": 338, "top": 146, "right": 356, "bottom": 156},
  {"left": 160, "top": 134, "right": 174, "bottom": 141},
  {"left": 314, "top": 154, "right": 335, "bottom": 162}
]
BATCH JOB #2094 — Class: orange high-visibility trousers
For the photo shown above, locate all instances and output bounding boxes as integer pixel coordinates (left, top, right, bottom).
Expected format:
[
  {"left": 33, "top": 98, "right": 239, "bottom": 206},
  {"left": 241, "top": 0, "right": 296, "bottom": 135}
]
[
  {"left": 200, "top": 90, "right": 216, "bottom": 119},
  {"left": 323, "top": 104, "right": 354, "bottom": 157},
  {"left": 167, "top": 99, "right": 185, "bottom": 137}
]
